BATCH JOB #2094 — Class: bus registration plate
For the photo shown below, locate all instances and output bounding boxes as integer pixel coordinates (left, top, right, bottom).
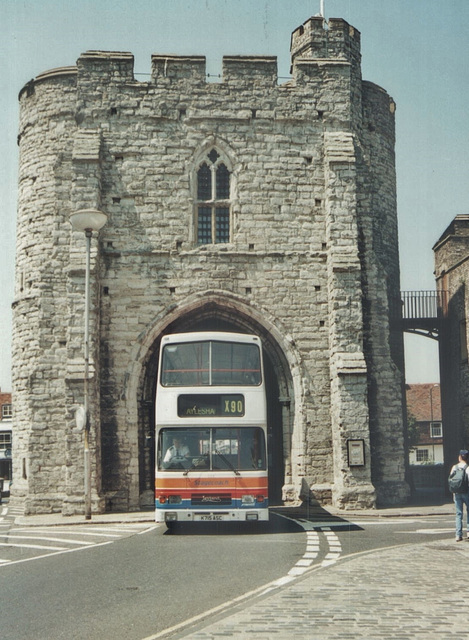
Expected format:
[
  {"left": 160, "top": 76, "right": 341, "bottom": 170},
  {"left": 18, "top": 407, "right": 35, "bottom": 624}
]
[{"left": 195, "top": 514, "right": 223, "bottom": 521}]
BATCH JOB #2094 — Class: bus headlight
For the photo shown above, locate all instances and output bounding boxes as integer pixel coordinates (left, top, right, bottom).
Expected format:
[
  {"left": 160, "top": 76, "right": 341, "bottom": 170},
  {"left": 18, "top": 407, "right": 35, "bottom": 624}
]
[
  {"left": 168, "top": 495, "right": 182, "bottom": 504},
  {"left": 165, "top": 513, "right": 178, "bottom": 522},
  {"left": 241, "top": 494, "right": 255, "bottom": 505}
]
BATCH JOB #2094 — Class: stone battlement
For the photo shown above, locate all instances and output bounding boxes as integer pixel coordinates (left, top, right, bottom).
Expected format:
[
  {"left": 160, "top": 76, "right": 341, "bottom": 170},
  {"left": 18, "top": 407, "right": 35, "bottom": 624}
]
[
  {"left": 77, "top": 50, "right": 135, "bottom": 83},
  {"left": 19, "top": 17, "right": 362, "bottom": 97},
  {"left": 290, "top": 17, "right": 361, "bottom": 66},
  {"left": 21, "top": 52, "right": 279, "bottom": 92}
]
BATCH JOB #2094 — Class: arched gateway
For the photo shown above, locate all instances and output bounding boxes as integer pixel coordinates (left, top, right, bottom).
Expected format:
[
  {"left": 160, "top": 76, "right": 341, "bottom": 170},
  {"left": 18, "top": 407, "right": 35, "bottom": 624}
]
[{"left": 130, "top": 295, "right": 297, "bottom": 509}]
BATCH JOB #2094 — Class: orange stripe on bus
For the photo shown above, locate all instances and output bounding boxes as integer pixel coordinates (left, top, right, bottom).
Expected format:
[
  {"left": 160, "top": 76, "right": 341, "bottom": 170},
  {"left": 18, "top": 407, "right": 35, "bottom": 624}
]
[{"left": 156, "top": 477, "right": 268, "bottom": 490}]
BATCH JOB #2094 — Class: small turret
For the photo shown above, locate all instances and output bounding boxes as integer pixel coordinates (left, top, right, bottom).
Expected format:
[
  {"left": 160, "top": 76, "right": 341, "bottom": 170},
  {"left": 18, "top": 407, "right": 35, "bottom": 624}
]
[{"left": 290, "top": 17, "right": 361, "bottom": 69}]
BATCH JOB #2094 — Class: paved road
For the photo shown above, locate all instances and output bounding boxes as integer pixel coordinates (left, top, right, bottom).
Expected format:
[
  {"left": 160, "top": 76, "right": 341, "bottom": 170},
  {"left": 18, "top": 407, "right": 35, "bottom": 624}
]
[
  {"left": 0, "top": 502, "right": 157, "bottom": 565},
  {"left": 1, "top": 500, "right": 462, "bottom": 640},
  {"left": 0, "top": 505, "right": 307, "bottom": 640}
]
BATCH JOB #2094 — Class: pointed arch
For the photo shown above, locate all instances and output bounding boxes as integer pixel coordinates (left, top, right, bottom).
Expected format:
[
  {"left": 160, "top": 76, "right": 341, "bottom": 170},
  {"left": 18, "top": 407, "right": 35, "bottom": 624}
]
[{"left": 124, "top": 292, "right": 304, "bottom": 508}]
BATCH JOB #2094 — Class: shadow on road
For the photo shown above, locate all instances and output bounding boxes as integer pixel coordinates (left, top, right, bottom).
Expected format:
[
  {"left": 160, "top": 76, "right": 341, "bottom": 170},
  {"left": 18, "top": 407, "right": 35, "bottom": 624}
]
[
  {"left": 271, "top": 502, "right": 363, "bottom": 532},
  {"left": 164, "top": 502, "right": 364, "bottom": 535},
  {"left": 164, "top": 512, "right": 305, "bottom": 535}
]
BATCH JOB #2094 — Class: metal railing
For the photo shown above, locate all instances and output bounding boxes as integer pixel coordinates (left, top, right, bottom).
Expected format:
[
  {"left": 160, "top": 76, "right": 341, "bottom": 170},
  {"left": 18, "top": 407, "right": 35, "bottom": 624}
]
[{"left": 401, "top": 290, "right": 447, "bottom": 320}]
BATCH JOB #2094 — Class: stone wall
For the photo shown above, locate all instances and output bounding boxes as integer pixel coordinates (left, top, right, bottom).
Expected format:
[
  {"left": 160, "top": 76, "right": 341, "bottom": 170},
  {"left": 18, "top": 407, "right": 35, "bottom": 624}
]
[
  {"left": 434, "top": 215, "right": 469, "bottom": 475},
  {"left": 12, "top": 16, "right": 409, "bottom": 514}
]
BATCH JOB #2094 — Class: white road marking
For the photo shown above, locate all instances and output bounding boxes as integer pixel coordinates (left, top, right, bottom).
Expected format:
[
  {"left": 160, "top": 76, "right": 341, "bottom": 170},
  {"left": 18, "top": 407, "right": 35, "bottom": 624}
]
[
  {"left": 0, "top": 505, "right": 158, "bottom": 568},
  {"left": 398, "top": 528, "right": 454, "bottom": 535},
  {"left": 138, "top": 525, "right": 159, "bottom": 534},
  {"left": 0, "top": 541, "right": 67, "bottom": 551},
  {"left": 2, "top": 534, "right": 94, "bottom": 546},
  {"left": 0, "top": 541, "right": 114, "bottom": 567},
  {"left": 13, "top": 528, "right": 123, "bottom": 538},
  {"left": 350, "top": 519, "right": 449, "bottom": 526},
  {"left": 298, "top": 519, "right": 442, "bottom": 527},
  {"left": 320, "top": 530, "right": 342, "bottom": 567}
]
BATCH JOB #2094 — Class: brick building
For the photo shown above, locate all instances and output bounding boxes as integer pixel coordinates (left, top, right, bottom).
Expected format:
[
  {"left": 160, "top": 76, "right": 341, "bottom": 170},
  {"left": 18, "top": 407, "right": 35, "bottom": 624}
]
[
  {"left": 405, "top": 383, "right": 443, "bottom": 465},
  {"left": 0, "top": 391, "right": 12, "bottom": 494},
  {"left": 12, "top": 16, "right": 409, "bottom": 515}
]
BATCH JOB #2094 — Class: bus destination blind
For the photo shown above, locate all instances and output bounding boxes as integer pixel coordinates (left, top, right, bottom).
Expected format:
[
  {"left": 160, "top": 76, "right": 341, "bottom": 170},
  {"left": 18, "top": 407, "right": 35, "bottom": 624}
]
[{"left": 177, "top": 394, "right": 245, "bottom": 417}]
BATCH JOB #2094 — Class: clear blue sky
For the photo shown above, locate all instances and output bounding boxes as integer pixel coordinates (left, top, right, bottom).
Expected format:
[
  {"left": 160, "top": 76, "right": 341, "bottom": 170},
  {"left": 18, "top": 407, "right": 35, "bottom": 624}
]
[{"left": 1, "top": 0, "right": 468, "bottom": 390}]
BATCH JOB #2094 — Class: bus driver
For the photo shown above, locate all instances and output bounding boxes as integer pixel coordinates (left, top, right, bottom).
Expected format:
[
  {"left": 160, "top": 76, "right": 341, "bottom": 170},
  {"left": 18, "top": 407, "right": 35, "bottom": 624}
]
[{"left": 163, "top": 437, "right": 190, "bottom": 466}]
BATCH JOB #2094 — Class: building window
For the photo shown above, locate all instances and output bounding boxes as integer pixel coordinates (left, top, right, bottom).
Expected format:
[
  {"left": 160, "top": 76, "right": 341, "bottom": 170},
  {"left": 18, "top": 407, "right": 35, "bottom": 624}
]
[
  {"left": 1, "top": 404, "right": 12, "bottom": 419},
  {"left": 196, "top": 149, "right": 231, "bottom": 245},
  {"left": 430, "top": 422, "right": 442, "bottom": 438},
  {"left": 0, "top": 432, "right": 11, "bottom": 451},
  {"left": 416, "top": 449, "right": 429, "bottom": 462}
]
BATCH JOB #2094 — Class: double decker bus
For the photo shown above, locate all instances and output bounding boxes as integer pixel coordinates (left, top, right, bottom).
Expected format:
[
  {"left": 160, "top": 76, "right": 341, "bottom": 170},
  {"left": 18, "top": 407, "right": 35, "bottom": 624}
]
[{"left": 155, "top": 331, "right": 269, "bottom": 526}]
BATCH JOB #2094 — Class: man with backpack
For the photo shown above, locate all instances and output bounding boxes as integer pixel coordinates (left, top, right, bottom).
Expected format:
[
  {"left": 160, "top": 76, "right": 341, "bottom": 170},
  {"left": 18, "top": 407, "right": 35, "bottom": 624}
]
[{"left": 448, "top": 449, "right": 469, "bottom": 541}]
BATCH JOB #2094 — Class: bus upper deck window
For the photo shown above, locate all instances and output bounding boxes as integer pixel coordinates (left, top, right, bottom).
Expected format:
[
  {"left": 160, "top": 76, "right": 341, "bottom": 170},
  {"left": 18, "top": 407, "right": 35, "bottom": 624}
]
[{"left": 161, "top": 340, "right": 261, "bottom": 387}]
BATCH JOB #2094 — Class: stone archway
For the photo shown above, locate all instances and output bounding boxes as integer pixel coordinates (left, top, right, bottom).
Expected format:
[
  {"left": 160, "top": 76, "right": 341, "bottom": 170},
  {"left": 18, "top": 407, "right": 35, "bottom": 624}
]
[{"left": 136, "top": 297, "right": 296, "bottom": 508}]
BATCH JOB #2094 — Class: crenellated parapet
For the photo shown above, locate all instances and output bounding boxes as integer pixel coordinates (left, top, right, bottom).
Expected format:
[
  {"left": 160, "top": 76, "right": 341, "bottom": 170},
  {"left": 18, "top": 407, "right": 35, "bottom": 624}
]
[
  {"left": 20, "top": 53, "right": 280, "bottom": 96},
  {"left": 18, "top": 17, "right": 364, "bottom": 101}
]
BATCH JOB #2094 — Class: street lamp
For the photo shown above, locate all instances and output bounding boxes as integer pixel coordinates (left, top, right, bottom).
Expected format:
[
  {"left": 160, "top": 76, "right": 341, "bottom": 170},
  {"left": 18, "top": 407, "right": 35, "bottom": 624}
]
[
  {"left": 69, "top": 208, "right": 108, "bottom": 520},
  {"left": 429, "top": 383, "right": 439, "bottom": 464}
]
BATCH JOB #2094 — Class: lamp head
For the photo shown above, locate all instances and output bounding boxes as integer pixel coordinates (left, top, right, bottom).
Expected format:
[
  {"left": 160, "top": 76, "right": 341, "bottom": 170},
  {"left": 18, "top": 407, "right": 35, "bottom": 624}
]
[{"left": 69, "top": 209, "right": 108, "bottom": 233}]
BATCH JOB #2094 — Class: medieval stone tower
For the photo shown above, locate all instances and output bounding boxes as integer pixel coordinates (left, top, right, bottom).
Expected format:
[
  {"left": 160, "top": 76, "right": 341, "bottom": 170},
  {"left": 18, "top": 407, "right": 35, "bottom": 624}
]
[{"left": 12, "top": 16, "right": 409, "bottom": 515}]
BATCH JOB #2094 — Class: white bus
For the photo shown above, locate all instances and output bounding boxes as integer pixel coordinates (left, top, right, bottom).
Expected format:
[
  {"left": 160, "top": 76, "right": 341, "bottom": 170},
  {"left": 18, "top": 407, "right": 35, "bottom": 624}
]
[{"left": 155, "top": 332, "right": 269, "bottom": 526}]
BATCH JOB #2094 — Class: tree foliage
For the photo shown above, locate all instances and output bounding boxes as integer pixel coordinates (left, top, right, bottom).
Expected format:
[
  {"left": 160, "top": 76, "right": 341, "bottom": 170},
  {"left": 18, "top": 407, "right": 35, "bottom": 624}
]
[{"left": 406, "top": 410, "right": 420, "bottom": 450}]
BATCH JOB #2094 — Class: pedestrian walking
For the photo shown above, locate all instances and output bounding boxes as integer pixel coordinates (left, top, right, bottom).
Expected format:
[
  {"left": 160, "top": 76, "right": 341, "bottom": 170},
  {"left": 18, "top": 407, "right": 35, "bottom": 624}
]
[{"left": 448, "top": 449, "right": 469, "bottom": 541}]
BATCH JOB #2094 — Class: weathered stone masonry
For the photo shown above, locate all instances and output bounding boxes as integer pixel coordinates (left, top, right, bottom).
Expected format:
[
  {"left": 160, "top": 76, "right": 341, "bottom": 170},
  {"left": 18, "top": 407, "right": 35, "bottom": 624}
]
[
  {"left": 434, "top": 216, "right": 469, "bottom": 477},
  {"left": 12, "top": 16, "right": 409, "bottom": 514}
]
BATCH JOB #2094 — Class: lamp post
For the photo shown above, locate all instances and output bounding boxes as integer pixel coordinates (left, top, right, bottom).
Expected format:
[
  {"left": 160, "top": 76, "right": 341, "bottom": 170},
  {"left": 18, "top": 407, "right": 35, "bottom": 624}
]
[
  {"left": 429, "top": 383, "right": 439, "bottom": 464},
  {"left": 69, "top": 209, "right": 108, "bottom": 520}
]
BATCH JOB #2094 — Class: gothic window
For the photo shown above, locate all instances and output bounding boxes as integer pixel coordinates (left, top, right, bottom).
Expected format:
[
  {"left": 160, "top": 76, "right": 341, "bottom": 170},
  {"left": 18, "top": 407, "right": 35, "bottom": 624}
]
[
  {"left": 196, "top": 150, "right": 231, "bottom": 245},
  {"left": 197, "top": 164, "right": 211, "bottom": 201}
]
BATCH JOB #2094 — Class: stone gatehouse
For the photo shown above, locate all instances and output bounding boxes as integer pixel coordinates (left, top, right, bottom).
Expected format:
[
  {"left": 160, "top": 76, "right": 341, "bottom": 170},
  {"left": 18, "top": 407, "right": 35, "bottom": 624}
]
[{"left": 12, "top": 15, "right": 409, "bottom": 515}]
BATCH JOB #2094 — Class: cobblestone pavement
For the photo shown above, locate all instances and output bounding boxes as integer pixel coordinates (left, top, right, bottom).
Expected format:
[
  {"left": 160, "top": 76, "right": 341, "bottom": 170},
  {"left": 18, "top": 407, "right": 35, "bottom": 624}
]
[{"left": 172, "top": 538, "right": 468, "bottom": 639}]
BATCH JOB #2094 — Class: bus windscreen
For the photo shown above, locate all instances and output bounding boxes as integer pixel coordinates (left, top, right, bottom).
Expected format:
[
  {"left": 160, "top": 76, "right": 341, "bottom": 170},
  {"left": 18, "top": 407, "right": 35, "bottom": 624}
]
[{"left": 158, "top": 427, "right": 266, "bottom": 472}]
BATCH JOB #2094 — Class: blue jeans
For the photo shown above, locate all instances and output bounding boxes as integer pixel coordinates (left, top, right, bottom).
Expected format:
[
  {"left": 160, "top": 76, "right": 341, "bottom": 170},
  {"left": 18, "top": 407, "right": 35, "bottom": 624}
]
[{"left": 454, "top": 492, "right": 469, "bottom": 538}]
